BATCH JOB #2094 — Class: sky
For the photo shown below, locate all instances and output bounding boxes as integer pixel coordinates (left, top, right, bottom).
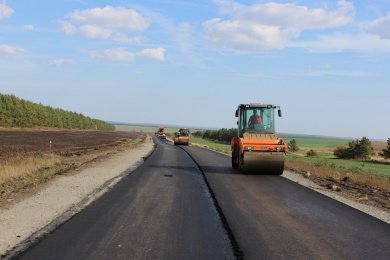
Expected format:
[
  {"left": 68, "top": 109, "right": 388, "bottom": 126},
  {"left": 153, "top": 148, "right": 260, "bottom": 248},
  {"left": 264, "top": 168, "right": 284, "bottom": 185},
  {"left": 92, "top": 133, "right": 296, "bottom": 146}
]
[{"left": 0, "top": 0, "right": 389, "bottom": 139}]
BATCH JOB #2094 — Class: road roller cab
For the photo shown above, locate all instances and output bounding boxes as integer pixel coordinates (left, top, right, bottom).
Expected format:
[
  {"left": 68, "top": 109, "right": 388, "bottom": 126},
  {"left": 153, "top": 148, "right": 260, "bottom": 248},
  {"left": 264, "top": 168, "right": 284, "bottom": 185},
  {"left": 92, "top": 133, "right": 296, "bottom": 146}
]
[
  {"left": 231, "top": 104, "right": 287, "bottom": 175},
  {"left": 174, "top": 128, "right": 190, "bottom": 145}
]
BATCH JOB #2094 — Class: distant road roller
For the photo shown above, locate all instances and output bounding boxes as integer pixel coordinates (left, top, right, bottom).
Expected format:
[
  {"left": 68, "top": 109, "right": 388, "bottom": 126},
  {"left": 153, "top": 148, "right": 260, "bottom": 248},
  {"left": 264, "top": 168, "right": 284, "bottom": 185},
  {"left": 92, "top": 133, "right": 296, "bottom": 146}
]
[
  {"left": 156, "top": 126, "right": 167, "bottom": 139},
  {"left": 231, "top": 103, "right": 287, "bottom": 175},
  {"left": 174, "top": 128, "right": 190, "bottom": 145}
]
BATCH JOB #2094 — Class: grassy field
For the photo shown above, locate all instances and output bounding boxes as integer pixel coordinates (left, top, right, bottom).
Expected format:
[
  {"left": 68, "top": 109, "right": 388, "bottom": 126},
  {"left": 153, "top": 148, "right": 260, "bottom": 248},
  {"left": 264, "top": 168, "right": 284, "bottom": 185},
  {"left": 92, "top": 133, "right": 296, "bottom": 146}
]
[
  {"left": 282, "top": 134, "right": 350, "bottom": 148},
  {"left": 282, "top": 134, "right": 390, "bottom": 178},
  {"left": 190, "top": 136, "right": 231, "bottom": 154}
]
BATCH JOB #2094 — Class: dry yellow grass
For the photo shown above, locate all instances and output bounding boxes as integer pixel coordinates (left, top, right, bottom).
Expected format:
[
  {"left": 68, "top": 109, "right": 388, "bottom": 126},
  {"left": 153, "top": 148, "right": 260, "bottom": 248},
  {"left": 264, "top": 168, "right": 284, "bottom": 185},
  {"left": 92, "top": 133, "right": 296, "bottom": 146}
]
[
  {"left": 0, "top": 153, "right": 61, "bottom": 185},
  {"left": 0, "top": 137, "right": 146, "bottom": 202}
]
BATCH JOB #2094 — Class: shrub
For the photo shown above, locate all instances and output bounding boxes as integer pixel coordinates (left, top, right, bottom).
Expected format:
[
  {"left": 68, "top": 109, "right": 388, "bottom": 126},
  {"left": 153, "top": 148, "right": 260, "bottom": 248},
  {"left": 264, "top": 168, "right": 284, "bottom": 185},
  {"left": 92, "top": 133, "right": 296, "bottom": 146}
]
[
  {"left": 288, "top": 139, "right": 299, "bottom": 152},
  {"left": 333, "top": 137, "right": 374, "bottom": 160},
  {"left": 306, "top": 149, "right": 318, "bottom": 157}
]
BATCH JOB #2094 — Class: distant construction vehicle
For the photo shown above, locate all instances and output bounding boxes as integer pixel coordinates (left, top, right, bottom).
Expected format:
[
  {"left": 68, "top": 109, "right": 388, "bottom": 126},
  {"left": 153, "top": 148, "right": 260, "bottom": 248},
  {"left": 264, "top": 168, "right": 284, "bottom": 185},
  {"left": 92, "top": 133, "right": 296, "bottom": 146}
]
[
  {"left": 174, "top": 128, "right": 190, "bottom": 145},
  {"left": 231, "top": 103, "right": 287, "bottom": 175},
  {"left": 155, "top": 126, "right": 167, "bottom": 139}
]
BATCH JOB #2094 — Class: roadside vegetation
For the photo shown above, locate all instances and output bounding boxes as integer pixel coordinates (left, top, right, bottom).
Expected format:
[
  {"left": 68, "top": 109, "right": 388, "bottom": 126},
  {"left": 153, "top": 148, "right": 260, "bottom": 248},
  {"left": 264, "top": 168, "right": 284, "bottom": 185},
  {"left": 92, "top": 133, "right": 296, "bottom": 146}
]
[
  {"left": 190, "top": 129, "right": 390, "bottom": 193},
  {"left": 0, "top": 93, "right": 114, "bottom": 130}
]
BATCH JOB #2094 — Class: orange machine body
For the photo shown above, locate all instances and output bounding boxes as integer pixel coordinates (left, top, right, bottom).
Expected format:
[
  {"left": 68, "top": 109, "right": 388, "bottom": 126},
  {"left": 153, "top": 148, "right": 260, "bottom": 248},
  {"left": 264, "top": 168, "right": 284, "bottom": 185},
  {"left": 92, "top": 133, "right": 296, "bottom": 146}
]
[
  {"left": 174, "top": 128, "right": 190, "bottom": 145},
  {"left": 156, "top": 126, "right": 167, "bottom": 139},
  {"left": 231, "top": 104, "right": 287, "bottom": 175}
]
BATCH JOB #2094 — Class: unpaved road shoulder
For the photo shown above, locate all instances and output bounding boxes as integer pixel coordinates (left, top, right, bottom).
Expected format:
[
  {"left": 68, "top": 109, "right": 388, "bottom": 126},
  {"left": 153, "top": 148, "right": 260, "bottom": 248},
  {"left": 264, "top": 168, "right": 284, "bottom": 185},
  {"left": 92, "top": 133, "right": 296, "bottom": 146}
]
[{"left": 0, "top": 136, "right": 154, "bottom": 257}]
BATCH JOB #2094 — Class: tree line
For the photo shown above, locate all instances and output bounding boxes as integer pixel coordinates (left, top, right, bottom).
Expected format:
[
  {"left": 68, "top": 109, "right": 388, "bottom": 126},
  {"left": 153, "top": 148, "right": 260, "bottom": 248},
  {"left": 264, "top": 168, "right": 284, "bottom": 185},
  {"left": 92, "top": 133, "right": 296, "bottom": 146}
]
[
  {"left": 192, "top": 128, "right": 236, "bottom": 143},
  {"left": 0, "top": 93, "right": 114, "bottom": 130}
]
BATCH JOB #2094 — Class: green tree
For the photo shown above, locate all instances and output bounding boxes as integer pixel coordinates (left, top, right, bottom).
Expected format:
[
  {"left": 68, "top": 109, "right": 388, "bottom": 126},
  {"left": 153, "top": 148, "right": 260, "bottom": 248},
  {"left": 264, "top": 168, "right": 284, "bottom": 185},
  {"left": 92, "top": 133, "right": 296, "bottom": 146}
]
[
  {"left": 380, "top": 138, "right": 390, "bottom": 159},
  {"left": 0, "top": 93, "right": 114, "bottom": 130},
  {"left": 287, "top": 139, "right": 299, "bottom": 152},
  {"left": 333, "top": 137, "right": 374, "bottom": 160},
  {"left": 356, "top": 137, "right": 374, "bottom": 160}
]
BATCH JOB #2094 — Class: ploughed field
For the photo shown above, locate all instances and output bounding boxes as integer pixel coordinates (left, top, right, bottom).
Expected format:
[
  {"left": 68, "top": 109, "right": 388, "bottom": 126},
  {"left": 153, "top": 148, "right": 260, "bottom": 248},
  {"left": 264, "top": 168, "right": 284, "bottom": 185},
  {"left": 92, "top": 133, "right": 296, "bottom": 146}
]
[
  {"left": 0, "top": 130, "right": 143, "bottom": 159},
  {"left": 0, "top": 129, "right": 146, "bottom": 203}
]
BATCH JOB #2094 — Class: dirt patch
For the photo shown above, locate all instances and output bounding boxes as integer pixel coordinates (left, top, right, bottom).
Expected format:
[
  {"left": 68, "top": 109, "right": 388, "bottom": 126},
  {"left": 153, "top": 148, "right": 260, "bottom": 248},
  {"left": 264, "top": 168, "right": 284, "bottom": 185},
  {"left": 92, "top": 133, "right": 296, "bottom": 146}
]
[{"left": 285, "top": 163, "right": 390, "bottom": 212}]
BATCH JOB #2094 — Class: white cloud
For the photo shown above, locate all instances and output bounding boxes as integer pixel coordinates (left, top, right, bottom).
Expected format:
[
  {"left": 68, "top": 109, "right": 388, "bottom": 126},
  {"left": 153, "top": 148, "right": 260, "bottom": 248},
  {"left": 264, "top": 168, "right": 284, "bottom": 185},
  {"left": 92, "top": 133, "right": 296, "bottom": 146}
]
[
  {"left": 23, "top": 24, "right": 34, "bottom": 30},
  {"left": 232, "top": 1, "right": 354, "bottom": 30},
  {"left": 136, "top": 48, "right": 165, "bottom": 61},
  {"left": 112, "top": 34, "right": 144, "bottom": 44},
  {"left": 60, "top": 6, "right": 149, "bottom": 40},
  {"left": 0, "top": 44, "right": 25, "bottom": 57},
  {"left": 0, "top": 2, "right": 13, "bottom": 20},
  {"left": 99, "top": 48, "right": 135, "bottom": 62},
  {"left": 79, "top": 24, "right": 112, "bottom": 39},
  {"left": 204, "top": 0, "right": 355, "bottom": 51},
  {"left": 60, "top": 21, "right": 77, "bottom": 35},
  {"left": 49, "top": 59, "right": 75, "bottom": 67},
  {"left": 364, "top": 12, "right": 390, "bottom": 39},
  {"left": 86, "top": 47, "right": 165, "bottom": 62},
  {"left": 204, "top": 18, "right": 297, "bottom": 50}
]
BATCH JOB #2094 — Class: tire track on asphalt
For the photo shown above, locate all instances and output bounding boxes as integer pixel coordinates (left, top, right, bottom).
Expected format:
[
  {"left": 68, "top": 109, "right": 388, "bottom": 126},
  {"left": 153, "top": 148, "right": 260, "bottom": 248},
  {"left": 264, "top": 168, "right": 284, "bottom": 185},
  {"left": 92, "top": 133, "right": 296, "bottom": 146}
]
[{"left": 177, "top": 145, "right": 244, "bottom": 260}]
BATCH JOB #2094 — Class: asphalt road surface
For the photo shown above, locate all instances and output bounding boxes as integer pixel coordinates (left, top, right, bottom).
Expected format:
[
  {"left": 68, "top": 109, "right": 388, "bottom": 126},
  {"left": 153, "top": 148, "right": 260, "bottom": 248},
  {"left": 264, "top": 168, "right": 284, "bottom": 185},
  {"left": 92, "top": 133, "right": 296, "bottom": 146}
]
[{"left": 19, "top": 136, "right": 390, "bottom": 260}]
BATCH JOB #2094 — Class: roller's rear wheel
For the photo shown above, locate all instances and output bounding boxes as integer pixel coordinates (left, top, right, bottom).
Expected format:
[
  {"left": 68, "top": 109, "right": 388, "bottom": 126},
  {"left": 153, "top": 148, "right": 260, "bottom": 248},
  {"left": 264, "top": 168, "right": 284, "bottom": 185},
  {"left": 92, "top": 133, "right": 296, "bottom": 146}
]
[{"left": 231, "top": 151, "right": 239, "bottom": 169}]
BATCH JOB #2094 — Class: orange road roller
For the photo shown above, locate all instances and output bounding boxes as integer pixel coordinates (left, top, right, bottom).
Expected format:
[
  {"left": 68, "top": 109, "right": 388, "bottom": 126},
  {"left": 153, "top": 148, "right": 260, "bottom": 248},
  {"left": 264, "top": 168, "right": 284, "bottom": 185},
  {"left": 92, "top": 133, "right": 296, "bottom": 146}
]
[
  {"left": 231, "top": 103, "right": 287, "bottom": 175},
  {"left": 174, "top": 128, "right": 190, "bottom": 145},
  {"left": 156, "top": 126, "right": 167, "bottom": 139}
]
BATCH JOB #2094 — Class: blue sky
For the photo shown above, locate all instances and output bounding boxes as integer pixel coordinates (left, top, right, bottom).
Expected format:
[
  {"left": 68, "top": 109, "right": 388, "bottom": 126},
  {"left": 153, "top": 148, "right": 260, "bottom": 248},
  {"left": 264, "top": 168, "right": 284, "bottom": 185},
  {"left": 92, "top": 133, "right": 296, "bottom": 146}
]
[{"left": 0, "top": 0, "right": 389, "bottom": 139}]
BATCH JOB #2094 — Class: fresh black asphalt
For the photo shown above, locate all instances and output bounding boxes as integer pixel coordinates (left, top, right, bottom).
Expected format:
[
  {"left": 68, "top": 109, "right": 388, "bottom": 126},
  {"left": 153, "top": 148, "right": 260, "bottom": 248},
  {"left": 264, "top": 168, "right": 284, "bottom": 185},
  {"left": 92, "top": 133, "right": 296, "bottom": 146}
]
[{"left": 18, "top": 136, "right": 390, "bottom": 260}]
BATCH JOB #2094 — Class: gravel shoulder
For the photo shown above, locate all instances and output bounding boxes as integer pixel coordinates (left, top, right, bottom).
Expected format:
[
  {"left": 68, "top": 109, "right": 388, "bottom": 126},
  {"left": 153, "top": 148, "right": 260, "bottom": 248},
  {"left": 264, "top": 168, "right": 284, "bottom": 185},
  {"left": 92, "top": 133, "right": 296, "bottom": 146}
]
[
  {"left": 282, "top": 171, "right": 390, "bottom": 224},
  {"left": 0, "top": 136, "right": 155, "bottom": 258}
]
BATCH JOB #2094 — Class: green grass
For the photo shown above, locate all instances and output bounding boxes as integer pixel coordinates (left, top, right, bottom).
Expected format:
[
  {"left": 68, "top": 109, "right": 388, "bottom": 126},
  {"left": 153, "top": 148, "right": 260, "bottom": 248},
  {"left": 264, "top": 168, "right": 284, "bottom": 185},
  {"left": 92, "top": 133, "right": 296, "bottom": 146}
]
[
  {"left": 190, "top": 136, "right": 231, "bottom": 154},
  {"left": 280, "top": 134, "right": 390, "bottom": 177},
  {"left": 287, "top": 153, "right": 390, "bottom": 178},
  {"left": 281, "top": 134, "right": 350, "bottom": 148}
]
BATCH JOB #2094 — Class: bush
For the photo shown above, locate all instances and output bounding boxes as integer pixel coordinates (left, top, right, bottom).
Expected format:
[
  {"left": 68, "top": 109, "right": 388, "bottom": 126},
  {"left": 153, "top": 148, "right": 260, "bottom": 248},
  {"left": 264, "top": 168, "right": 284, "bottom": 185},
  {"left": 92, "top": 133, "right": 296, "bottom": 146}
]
[
  {"left": 333, "top": 137, "right": 374, "bottom": 160},
  {"left": 306, "top": 149, "right": 318, "bottom": 157},
  {"left": 288, "top": 139, "right": 299, "bottom": 152}
]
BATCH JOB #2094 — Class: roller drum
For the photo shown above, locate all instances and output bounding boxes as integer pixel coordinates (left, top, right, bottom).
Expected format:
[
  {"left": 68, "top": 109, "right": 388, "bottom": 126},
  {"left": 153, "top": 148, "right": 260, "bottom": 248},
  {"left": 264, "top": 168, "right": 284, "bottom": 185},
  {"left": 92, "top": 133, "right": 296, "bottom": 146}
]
[{"left": 241, "top": 151, "right": 285, "bottom": 175}]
